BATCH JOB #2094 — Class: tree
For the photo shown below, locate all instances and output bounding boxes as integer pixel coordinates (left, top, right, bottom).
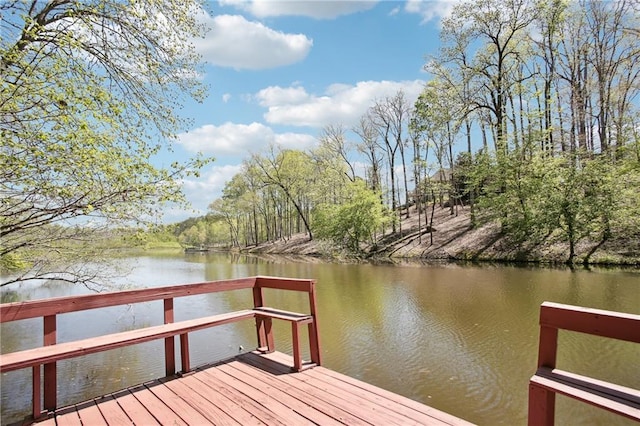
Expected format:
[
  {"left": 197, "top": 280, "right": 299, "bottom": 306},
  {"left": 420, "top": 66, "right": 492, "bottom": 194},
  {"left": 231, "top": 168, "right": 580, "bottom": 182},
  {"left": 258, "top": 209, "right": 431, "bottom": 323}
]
[
  {"left": 437, "top": 0, "right": 534, "bottom": 155},
  {"left": 532, "top": 0, "right": 566, "bottom": 153},
  {"left": 354, "top": 114, "right": 383, "bottom": 194},
  {"left": 583, "top": 0, "right": 640, "bottom": 156},
  {"left": 208, "top": 198, "right": 240, "bottom": 247},
  {"left": 313, "top": 180, "right": 391, "bottom": 252},
  {"left": 1, "top": 1, "right": 210, "bottom": 286},
  {"left": 317, "top": 124, "right": 357, "bottom": 182},
  {"left": 252, "top": 148, "right": 315, "bottom": 240},
  {"left": 369, "top": 91, "right": 411, "bottom": 230},
  {"left": 413, "top": 79, "right": 462, "bottom": 213}
]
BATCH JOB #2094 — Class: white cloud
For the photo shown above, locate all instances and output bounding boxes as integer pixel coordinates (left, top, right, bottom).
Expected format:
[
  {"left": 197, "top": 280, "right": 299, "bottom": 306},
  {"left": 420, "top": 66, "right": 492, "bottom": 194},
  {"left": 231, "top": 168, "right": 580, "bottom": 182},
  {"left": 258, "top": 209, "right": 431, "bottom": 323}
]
[
  {"left": 404, "top": 0, "right": 457, "bottom": 24},
  {"left": 222, "top": 93, "right": 232, "bottom": 102},
  {"left": 257, "top": 79, "right": 426, "bottom": 128},
  {"left": 256, "top": 85, "right": 310, "bottom": 107},
  {"left": 220, "top": 0, "right": 378, "bottom": 19},
  {"left": 274, "top": 132, "right": 317, "bottom": 150},
  {"left": 160, "top": 164, "right": 243, "bottom": 222},
  {"left": 178, "top": 122, "right": 273, "bottom": 154},
  {"left": 177, "top": 122, "right": 316, "bottom": 154},
  {"left": 194, "top": 14, "right": 312, "bottom": 69},
  {"left": 178, "top": 163, "right": 244, "bottom": 215}
]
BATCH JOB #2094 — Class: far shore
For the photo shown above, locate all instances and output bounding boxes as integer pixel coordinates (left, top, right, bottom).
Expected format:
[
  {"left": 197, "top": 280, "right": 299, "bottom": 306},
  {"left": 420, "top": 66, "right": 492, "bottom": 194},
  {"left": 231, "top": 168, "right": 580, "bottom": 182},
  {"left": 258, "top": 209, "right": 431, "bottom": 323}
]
[{"left": 242, "top": 205, "right": 640, "bottom": 267}]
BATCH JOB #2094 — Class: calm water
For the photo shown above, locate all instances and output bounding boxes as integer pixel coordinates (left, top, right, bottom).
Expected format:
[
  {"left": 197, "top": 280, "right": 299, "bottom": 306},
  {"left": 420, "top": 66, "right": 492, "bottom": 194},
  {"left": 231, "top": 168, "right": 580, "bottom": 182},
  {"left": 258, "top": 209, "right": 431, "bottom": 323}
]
[{"left": 1, "top": 253, "right": 639, "bottom": 425}]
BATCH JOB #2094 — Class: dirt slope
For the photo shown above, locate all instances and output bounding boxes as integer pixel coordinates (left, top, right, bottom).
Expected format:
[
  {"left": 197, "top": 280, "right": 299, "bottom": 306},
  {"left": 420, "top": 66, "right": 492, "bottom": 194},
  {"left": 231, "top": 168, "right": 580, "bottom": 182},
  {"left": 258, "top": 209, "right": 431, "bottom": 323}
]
[{"left": 246, "top": 205, "right": 640, "bottom": 266}]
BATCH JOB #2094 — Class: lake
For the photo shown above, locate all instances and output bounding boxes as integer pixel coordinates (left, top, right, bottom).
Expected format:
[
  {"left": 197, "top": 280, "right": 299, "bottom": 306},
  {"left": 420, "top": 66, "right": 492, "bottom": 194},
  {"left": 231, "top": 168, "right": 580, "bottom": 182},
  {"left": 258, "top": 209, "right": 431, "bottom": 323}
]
[{"left": 1, "top": 252, "right": 639, "bottom": 425}]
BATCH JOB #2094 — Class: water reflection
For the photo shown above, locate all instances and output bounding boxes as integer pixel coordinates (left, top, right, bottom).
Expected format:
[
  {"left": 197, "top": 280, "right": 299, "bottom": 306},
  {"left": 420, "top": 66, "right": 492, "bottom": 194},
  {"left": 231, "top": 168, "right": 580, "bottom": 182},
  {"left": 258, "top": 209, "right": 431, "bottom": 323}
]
[{"left": 1, "top": 254, "right": 639, "bottom": 425}]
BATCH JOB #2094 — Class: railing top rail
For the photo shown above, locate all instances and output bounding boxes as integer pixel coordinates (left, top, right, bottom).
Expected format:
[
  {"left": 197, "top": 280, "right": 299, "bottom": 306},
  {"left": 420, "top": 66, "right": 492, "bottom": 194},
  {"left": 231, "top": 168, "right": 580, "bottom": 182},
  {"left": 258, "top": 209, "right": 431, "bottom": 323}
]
[
  {"left": 256, "top": 275, "right": 315, "bottom": 292},
  {"left": 540, "top": 301, "right": 640, "bottom": 343},
  {"left": 0, "top": 276, "right": 317, "bottom": 323}
]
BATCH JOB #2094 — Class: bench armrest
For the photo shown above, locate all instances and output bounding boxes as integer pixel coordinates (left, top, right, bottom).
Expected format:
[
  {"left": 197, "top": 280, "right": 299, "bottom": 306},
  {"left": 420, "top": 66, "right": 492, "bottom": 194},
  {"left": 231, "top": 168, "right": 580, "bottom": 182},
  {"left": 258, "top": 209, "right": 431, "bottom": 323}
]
[{"left": 253, "top": 307, "right": 313, "bottom": 323}]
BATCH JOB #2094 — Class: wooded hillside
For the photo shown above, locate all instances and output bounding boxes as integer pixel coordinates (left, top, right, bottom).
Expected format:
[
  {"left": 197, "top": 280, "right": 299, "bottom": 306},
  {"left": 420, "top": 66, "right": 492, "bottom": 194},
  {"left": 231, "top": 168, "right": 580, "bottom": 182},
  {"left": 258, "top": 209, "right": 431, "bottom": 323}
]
[{"left": 181, "top": 0, "right": 639, "bottom": 264}]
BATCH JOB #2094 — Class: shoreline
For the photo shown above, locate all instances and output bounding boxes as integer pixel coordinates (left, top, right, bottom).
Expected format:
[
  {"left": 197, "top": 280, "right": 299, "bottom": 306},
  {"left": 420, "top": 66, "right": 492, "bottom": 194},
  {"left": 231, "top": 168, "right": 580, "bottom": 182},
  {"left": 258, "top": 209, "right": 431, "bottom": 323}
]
[{"left": 243, "top": 206, "right": 640, "bottom": 267}]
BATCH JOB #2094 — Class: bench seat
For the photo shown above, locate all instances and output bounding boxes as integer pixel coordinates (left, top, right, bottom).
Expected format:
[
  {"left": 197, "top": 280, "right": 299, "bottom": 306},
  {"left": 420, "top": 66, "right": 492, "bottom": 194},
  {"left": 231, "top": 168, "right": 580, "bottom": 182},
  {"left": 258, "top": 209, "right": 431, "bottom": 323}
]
[
  {"left": 528, "top": 302, "right": 640, "bottom": 425},
  {"left": 0, "top": 306, "right": 317, "bottom": 375},
  {"left": 0, "top": 309, "right": 257, "bottom": 373},
  {"left": 530, "top": 367, "right": 640, "bottom": 421},
  {"left": 252, "top": 307, "right": 316, "bottom": 371}
]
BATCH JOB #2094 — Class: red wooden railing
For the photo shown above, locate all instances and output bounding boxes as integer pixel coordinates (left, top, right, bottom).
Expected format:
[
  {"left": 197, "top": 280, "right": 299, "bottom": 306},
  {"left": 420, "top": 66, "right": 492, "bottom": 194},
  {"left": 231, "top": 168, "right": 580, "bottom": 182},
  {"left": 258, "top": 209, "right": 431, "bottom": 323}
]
[
  {"left": 528, "top": 302, "right": 640, "bottom": 425},
  {"left": 0, "top": 276, "right": 321, "bottom": 420}
]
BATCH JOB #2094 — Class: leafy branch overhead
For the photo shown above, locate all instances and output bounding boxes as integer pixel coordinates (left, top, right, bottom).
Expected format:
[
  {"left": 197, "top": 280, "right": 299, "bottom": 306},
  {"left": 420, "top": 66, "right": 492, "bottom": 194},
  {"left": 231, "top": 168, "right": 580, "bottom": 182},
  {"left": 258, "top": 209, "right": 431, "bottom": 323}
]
[{"left": 1, "top": 0, "right": 211, "bottom": 284}]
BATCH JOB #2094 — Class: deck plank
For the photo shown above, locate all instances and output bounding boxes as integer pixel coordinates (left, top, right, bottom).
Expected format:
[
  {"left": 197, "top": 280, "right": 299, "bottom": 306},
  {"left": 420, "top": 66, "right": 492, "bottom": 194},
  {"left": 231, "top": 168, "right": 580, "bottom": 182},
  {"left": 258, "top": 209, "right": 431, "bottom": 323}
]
[
  {"left": 214, "top": 362, "right": 319, "bottom": 426},
  {"left": 262, "top": 351, "right": 473, "bottom": 426},
  {"left": 234, "top": 357, "right": 371, "bottom": 425},
  {"left": 315, "top": 365, "right": 474, "bottom": 425},
  {"left": 94, "top": 395, "right": 133, "bottom": 425},
  {"left": 47, "top": 351, "right": 475, "bottom": 426},
  {"left": 202, "top": 366, "right": 307, "bottom": 426},
  {"left": 308, "top": 367, "right": 468, "bottom": 426},
  {"left": 203, "top": 370, "right": 289, "bottom": 426},
  {"left": 162, "top": 373, "right": 241, "bottom": 426},
  {"left": 305, "top": 367, "right": 434, "bottom": 425},
  {"left": 190, "top": 367, "right": 268, "bottom": 426},
  {"left": 52, "top": 406, "right": 81, "bottom": 426},
  {"left": 139, "top": 381, "right": 201, "bottom": 425},
  {"left": 74, "top": 400, "right": 108, "bottom": 426},
  {"left": 135, "top": 382, "right": 191, "bottom": 426},
  {"left": 237, "top": 352, "right": 376, "bottom": 425},
  {"left": 110, "top": 389, "right": 160, "bottom": 426},
  {"left": 294, "top": 368, "right": 420, "bottom": 426},
  {"left": 223, "top": 360, "right": 344, "bottom": 426},
  {"left": 32, "top": 416, "right": 56, "bottom": 426},
  {"left": 255, "top": 352, "right": 417, "bottom": 425}
]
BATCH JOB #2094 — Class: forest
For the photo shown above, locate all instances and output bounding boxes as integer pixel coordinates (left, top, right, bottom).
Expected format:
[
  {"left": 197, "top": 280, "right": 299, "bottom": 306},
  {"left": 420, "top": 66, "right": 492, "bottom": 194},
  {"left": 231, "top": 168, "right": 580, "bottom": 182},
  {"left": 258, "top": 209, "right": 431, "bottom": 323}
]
[{"left": 174, "top": 0, "right": 640, "bottom": 263}]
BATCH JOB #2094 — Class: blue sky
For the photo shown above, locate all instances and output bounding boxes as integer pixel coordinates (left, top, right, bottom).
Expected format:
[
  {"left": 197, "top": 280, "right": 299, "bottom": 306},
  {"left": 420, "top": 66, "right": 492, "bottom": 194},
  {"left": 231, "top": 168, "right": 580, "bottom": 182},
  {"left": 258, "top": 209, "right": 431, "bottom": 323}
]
[{"left": 166, "top": 1, "right": 456, "bottom": 222}]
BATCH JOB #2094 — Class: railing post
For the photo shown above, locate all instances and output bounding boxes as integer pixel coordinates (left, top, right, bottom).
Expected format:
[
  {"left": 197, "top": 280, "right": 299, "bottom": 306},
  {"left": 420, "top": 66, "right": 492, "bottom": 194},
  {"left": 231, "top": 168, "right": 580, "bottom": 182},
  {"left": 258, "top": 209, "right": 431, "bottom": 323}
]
[
  {"left": 308, "top": 280, "right": 321, "bottom": 365},
  {"left": 528, "top": 381, "right": 556, "bottom": 426},
  {"left": 43, "top": 315, "right": 56, "bottom": 413},
  {"left": 537, "top": 325, "right": 558, "bottom": 368},
  {"left": 291, "top": 322, "right": 302, "bottom": 371},
  {"left": 180, "top": 333, "right": 190, "bottom": 373},
  {"left": 164, "top": 298, "right": 175, "bottom": 376},
  {"left": 32, "top": 365, "right": 41, "bottom": 420},
  {"left": 253, "top": 285, "right": 274, "bottom": 352},
  {"left": 529, "top": 319, "right": 559, "bottom": 426}
]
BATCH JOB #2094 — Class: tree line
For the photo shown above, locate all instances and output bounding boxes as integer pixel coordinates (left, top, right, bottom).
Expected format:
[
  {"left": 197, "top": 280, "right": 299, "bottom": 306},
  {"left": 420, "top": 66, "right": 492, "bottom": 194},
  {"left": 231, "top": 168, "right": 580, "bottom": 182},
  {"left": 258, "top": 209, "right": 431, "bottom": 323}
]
[{"left": 191, "top": 0, "right": 639, "bottom": 262}]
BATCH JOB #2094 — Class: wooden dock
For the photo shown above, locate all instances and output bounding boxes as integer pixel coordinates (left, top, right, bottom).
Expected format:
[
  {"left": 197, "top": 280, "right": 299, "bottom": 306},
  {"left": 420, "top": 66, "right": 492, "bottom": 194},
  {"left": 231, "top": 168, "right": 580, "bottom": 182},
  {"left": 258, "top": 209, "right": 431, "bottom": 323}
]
[
  {"left": 29, "top": 351, "right": 473, "bottom": 426},
  {"left": 3, "top": 276, "right": 636, "bottom": 425}
]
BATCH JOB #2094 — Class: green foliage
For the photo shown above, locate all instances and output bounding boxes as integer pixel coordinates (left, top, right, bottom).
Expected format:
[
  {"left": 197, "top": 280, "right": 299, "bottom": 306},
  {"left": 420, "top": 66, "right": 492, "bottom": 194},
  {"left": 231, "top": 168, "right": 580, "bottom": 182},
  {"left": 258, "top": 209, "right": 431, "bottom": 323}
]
[
  {"left": 313, "top": 180, "right": 391, "bottom": 252},
  {"left": 471, "top": 148, "right": 640, "bottom": 262},
  {"left": 1, "top": 0, "right": 211, "bottom": 285},
  {"left": 0, "top": 252, "right": 29, "bottom": 273},
  {"left": 124, "top": 227, "right": 182, "bottom": 250},
  {"left": 171, "top": 215, "right": 230, "bottom": 248}
]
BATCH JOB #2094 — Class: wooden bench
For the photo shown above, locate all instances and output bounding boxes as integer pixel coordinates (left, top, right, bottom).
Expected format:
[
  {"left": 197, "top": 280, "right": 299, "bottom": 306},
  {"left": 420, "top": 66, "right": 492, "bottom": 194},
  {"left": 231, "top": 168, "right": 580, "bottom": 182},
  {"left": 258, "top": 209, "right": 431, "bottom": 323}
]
[
  {"left": 528, "top": 302, "right": 640, "bottom": 425},
  {"left": 0, "top": 276, "right": 322, "bottom": 420},
  {"left": 253, "top": 306, "right": 315, "bottom": 371}
]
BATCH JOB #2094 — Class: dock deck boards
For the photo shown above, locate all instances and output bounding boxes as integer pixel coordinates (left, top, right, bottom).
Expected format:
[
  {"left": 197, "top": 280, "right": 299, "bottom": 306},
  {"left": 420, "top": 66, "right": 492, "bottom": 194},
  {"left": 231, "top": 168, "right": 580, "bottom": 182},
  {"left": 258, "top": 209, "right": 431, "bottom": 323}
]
[{"left": 33, "top": 351, "right": 474, "bottom": 426}]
